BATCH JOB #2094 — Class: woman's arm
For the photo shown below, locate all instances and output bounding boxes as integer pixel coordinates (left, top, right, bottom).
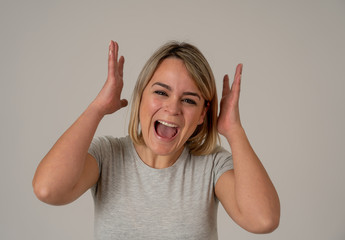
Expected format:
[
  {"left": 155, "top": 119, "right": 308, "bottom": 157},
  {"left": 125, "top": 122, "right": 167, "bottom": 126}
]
[
  {"left": 215, "top": 64, "right": 280, "bottom": 233},
  {"left": 32, "top": 41, "right": 127, "bottom": 205}
]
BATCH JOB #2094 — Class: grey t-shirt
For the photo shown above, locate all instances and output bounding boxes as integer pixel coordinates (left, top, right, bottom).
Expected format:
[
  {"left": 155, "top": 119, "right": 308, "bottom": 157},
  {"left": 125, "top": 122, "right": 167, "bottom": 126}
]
[{"left": 88, "top": 136, "right": 233, "bottom": 240}]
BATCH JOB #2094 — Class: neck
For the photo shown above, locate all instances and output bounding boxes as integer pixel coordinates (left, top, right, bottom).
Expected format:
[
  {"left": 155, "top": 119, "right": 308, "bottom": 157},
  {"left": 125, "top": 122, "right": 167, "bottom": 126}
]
[{"left": 133, "top": 143, "right": 184, "bottom": 169}]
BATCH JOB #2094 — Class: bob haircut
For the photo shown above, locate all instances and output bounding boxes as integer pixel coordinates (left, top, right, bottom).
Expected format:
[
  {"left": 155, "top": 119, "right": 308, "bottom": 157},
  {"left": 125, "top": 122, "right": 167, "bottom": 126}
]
[{"left": 128, "top": 41, "right": 219, "bottom": 155}]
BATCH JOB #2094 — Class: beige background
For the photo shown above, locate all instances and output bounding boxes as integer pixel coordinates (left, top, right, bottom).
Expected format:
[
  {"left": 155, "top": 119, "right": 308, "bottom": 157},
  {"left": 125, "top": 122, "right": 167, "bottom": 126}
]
[{"left": 1, "top": 0, "right": 345, "bottom": 239}]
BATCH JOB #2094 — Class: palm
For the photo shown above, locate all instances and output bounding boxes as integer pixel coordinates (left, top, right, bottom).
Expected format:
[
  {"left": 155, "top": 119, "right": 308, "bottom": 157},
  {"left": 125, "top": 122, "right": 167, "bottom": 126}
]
[
  {"left": 93, "top": 41, "right": 128, "bottom": 116},
  {"left": 217, "top": 64, "right": 243, "bottom": 137}
]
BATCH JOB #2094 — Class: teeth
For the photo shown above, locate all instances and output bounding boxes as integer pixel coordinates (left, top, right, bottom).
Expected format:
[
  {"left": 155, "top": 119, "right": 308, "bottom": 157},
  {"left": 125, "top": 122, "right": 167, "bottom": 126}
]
[{"left": 158, "top": 120, "right": 178, "bottom": 128}]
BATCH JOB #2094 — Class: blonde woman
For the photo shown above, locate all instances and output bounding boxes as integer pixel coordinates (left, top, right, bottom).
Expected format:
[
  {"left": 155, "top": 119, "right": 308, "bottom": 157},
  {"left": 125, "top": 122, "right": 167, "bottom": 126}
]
[{"left": 33, "top": 40, "right": 280, "bottom": 239}]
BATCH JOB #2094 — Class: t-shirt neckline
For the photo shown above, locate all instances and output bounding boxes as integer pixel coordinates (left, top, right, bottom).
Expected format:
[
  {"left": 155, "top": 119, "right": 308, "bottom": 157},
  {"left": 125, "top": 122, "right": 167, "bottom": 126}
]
[{"left": 126, "top": 136, "right": 188, "bottom": 172}]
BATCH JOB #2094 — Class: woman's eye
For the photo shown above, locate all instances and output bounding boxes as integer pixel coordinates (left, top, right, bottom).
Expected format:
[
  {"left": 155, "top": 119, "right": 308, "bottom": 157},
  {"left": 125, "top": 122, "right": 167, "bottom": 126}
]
[
  {"left": 154, "top": 90, "right": 168, "bottom": 96},
  {"left": 183, "top": 99, "right": 197, "bottom": 105}
]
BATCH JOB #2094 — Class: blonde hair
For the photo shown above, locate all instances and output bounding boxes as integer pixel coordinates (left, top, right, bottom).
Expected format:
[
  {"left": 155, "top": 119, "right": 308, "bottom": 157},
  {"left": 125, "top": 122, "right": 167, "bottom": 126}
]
[{"left": 128, "top": 41, "right": 219, "bottom": 155}]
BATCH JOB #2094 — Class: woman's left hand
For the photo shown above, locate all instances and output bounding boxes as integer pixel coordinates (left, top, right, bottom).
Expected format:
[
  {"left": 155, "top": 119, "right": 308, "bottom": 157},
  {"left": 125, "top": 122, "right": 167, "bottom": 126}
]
[
  {"left": 216, "top": 64, "right": 281, "bottom": 233},
  {"left": 217, "top": 63, "right": 243, "bottom": 138}
]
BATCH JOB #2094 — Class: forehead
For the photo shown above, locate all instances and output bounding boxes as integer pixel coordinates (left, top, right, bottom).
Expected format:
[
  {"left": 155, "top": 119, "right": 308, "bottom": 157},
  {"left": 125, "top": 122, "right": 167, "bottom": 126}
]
[{"left": 148, "top": 58, "right": 200, "bottom": 90}]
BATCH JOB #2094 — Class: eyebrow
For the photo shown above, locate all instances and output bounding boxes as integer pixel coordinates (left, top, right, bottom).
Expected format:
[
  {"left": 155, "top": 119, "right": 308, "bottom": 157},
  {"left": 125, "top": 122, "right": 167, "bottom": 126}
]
[{"left": 152, "top": 82, "right": 201, "bottom": 100}]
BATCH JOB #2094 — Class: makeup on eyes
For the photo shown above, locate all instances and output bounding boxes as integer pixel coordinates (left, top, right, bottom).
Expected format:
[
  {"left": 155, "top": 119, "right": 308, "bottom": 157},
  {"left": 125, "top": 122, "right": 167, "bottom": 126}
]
[{"left": 151, "top": 82, "right": 201, "bottom": 105}]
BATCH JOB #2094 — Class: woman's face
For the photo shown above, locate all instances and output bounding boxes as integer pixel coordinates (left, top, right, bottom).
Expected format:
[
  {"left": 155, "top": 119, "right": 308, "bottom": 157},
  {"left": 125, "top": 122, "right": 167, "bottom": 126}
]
[{"left": 139, "top": 58, "right": 207, "bottom": 158}]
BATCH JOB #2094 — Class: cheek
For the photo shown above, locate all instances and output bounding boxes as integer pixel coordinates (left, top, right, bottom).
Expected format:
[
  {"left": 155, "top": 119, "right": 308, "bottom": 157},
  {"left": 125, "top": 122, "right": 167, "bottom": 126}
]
[
  {"left": 148, "top": 95, "right": 164, "bottom": 112},
  {"left": 198, "top": 107, "right": 207, "bottom": 124},
  {"left": 139, "top": 96, "right": 162, "bottom": 123},
  {"left": 187, "top": 107, "right": 206, "bottom": 126}
]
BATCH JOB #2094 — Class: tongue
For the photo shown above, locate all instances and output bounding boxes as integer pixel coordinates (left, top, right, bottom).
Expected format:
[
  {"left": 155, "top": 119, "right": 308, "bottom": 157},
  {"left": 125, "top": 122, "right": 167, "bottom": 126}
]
[{"left": 156, "top": 122, "right": 177, "bottom": 139}]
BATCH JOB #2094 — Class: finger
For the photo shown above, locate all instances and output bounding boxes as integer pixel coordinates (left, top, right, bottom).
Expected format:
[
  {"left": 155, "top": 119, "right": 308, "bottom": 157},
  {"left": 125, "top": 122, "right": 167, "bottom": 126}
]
[
  {"left": 230, "top": 63, "right": 243, "bottom": 93},
  {"left": 108, "top": 40, "right": 116, "bottom": 78},
  {"left": 118, "top": 56, "right": 125, "bottom": 78},
  {"left": 230, "top": 64, "right": 243, "bottom": 103},
  {"left": 120, "top": 99, "right": 128, "bottom": 108},
  {"left": 222, "top": 74, "right": 231, "bottom": 97},
  {"left": 114, "top": 41, "right": 119, "bottom": 62}
]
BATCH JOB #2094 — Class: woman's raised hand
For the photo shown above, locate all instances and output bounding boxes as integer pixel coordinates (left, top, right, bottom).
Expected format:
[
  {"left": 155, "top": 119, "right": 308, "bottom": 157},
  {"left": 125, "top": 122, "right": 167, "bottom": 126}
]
[
  {"left": 216, "top": 64, "right": 281, "bottom": 232},
  {"left": 217, "top": 63, "right": 243, "bottom": 138},
  {"left": 92, "top": 41, "right": 128, "bottom": 117}
]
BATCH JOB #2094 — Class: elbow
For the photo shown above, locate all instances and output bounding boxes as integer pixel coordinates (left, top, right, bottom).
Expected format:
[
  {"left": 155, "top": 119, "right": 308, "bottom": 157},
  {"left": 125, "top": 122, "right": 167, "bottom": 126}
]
[
  {"left": 32, "top": 179, "right": 52, "bottom": 204},
  {"left": 256, "top": 215, "right": 280, "bottom": 233},
  {"left": 32, "top": 179, "right": 66, "bottom": 206},
  {"left": 248, "top": 213, "right": 280, "bottom": 234},
  {"left": 248, "top": 197, "right": 281, "bottom": 234}
]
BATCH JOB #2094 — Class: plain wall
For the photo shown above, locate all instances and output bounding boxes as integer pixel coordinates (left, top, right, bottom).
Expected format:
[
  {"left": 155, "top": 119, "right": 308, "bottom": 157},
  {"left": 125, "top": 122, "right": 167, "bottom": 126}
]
[{"left": 1, "top": 0, "right": 344, "bottom": 239}]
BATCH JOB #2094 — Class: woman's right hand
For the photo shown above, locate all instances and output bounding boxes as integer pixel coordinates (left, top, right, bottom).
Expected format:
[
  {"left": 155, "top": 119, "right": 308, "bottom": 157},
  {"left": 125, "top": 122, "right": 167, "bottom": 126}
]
[
  {"left": 33, "top": 41, "right": 128, "bottom": 205},
  {"left": 92, "top": 40, "right": 128, "bottom": 117}
]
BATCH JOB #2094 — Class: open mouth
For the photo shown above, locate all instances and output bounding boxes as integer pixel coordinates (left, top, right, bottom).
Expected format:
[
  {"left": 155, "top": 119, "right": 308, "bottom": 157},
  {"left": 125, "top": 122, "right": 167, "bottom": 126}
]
[{"left": 154, "top": 120, "right": 179, "bottom": 139}]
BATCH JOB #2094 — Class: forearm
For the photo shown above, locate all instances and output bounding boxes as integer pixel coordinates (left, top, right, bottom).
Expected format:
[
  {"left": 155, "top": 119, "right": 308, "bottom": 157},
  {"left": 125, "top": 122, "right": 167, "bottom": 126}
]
[
  {"left": 225, "top": 126, "right": 280, "bottom": 228},
  {"left": 33, "top": 102, "right": 103, "bottom": 199}
]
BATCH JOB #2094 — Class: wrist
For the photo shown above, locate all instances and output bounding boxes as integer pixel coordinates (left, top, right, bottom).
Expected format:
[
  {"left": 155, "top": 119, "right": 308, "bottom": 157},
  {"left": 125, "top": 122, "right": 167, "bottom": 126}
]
[
  {"left": 87, "top": 101, "right": 106, "bottom": 121},
  {"left": 223, "top": 124, "right": 245, "bottom": 142}
]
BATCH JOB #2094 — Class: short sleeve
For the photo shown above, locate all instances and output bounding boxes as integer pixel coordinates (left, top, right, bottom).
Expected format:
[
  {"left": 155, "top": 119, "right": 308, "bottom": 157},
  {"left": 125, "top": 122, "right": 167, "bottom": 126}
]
[
  {"left": 88, "top": 136, "right": 116, "bottom": 196},
  {"left": 88, "top": 136, "right": 113, "bottom": 174},
  {"left": 213, "top": 146, "right": 233, "bottom": 187}
]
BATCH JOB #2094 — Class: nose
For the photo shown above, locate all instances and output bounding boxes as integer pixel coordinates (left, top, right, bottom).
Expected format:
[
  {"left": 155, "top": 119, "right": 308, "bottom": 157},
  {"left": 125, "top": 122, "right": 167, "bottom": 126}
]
[{"left": 164, "top": 97, "right": 182, "bottom": 115}]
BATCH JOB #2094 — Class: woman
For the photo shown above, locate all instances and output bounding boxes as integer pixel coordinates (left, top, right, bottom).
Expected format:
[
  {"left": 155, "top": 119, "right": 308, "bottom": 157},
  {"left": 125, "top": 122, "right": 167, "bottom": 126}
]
[{"left": 33, "top": 40, "right": 280, "bottom": 239}]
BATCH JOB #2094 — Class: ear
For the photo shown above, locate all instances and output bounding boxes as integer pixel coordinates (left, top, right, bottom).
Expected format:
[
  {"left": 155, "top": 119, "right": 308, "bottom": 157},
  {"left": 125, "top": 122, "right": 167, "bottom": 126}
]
[{"left": 198, "top": 101, "right": 210, "bottom": 125}]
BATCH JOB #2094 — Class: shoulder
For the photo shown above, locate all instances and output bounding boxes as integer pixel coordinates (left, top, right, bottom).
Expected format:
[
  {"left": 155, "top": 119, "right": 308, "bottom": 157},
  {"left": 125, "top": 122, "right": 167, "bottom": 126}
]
[
  {"left": 91, "top": 135, "right": 130, "bottom": 148},
  {"left": 183, "top": 145, "right": 233, "bottom": 188},
  {"left": 193, "top": 145, "right": 233, "bottom": 183},
  {"left": 186, "top": 145, "right": 233, "bottom": 173},
  {"left": 191, "top": 145, "right": 232, "bottom": 163},
  {"left": 89, "top": 135, "right": 131, "bottom": 159},
  {"left": 212, "top": 146, "right": 233, "bottom": 166}
]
